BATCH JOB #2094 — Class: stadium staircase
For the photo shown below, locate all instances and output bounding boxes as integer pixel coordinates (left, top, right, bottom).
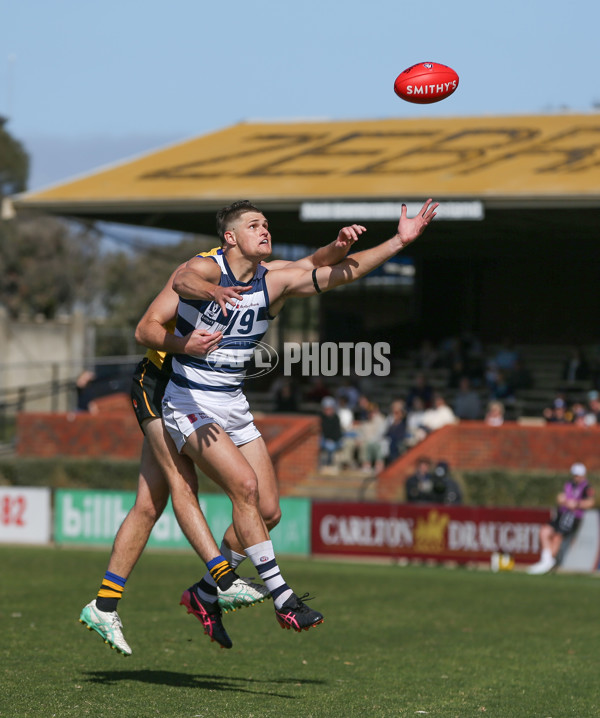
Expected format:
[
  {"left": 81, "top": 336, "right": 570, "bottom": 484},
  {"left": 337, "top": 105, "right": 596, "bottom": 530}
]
[{"left": 285, "top": 468, "right": 379, "bottom": 502}]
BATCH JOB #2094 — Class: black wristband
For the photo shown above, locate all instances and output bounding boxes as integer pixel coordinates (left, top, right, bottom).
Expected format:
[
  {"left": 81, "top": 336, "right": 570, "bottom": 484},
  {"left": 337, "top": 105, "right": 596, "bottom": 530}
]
[{"left": 312, "top": 267, "right": 322, "bottom": 294}]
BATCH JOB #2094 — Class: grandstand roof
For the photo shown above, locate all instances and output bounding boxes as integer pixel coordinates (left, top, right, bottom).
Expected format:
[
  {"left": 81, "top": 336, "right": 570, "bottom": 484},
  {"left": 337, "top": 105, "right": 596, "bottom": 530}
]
[{"left": 10, "top": 113, "right": 600, "bottom": 236}]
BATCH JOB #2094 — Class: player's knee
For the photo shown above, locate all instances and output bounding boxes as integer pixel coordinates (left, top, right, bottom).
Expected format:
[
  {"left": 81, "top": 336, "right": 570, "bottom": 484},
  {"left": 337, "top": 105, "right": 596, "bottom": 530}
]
[
  {"left": 262, "top": 503, "right": 282, "bottom": 530},
  {"left": 233, "top": 471, "right": 260, "bottom": 507},
  {"left": 133, "top": 494, "right": 168, "bottom": 525}
]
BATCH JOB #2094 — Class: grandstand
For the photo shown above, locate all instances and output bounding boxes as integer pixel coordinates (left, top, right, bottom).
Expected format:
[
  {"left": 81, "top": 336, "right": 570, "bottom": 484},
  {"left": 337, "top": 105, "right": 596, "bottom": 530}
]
[
  {"left": 11, "top": 113, "right": 600, "bottom": 349},
  {"left": 247, "top": 342, "right": 598, "bottom": 420},
  {"left": 7, "top": 114, "right": 600, "bottom": 489}
]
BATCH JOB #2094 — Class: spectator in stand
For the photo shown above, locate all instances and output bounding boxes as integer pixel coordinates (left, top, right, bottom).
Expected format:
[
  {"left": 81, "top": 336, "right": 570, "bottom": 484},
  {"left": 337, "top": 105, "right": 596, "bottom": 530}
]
[
  {"left": 336, "top": 395, "right": 355, "bottom": 435},
  {"left": 354, "top": 393, "right": 373, "bottom": 422},
  {"left": 431, "top": 461, "right": 463, "bottom": 505},
  {"left": 335, "top": 396, "right": 359, "bottom": 469},
  {"left": 570, "top": 401, "right": 588, "bottom": 426},
  {"left": 384, "top": 399, "right": 408, "bottom": 464},
  {"left": 484, "top": 400, "right": 505, "bottom": 426},
  {"left": 543, "top": 396, "right": 572, "bottom": 423},
  {"left": 493, "top": 337, "right": 520, "bottom": 376},
  {"left": 405, "top": 456, "right": 435, "bottom": 503},
  {"left": 561, "top": 346, "right": 590, "bottom": 384},
  {"left": 528, "top": 463, "right": 595, "bottom": 574},
  {"left": 335, "top": 379, "right": 361, "bottom": 412},
  {"left": 553, "top": 399, "right": 572, "bottom": 423},
  {"left": 405, "top": 396, "right": 428, "bottom": 447},
  {"left": 453, "top": 376, "right": 483, "bottom": 420},
  {"left": 584, "top": 390, "right": 600, "bottom": 426},
  {"left": 406, "top": 371, "right": 435, "bottom": 410},
  {"left": 75, "top": 370, "right": 98, "bottom": 413},
  {"left": 420, "top": 392, "right": 458, "bottom": 434},
  {"left": 487, "top": 367, "right": 516, "bottom": 405},
  {"left": 319, "top": 396, "right": 343, "bottom": 467},
  {"left": 357, "top": 402, "right": 388, "bottom": 474}
]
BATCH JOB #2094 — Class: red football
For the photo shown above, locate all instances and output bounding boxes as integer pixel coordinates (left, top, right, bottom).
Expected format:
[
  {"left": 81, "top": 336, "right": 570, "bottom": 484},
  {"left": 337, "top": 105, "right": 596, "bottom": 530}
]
[{"left": 394, "top": 62, "right": 459, "bottom": 104}]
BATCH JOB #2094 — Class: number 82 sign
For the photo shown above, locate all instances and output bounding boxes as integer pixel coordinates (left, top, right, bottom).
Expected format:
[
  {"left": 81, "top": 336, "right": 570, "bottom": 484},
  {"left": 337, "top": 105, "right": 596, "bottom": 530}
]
[{"left": 0, "top": 487, "right": 51, "bottom": 544}]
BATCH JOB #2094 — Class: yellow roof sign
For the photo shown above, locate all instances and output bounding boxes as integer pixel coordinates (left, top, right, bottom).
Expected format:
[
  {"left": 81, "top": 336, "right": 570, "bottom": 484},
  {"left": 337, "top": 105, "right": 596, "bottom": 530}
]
[{"left": 13, "top": 114, "right": 600, "bottom": 216}]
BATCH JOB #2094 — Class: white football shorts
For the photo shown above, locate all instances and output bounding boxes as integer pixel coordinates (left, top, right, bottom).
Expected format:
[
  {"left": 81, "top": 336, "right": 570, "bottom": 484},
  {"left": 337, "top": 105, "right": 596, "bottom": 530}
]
[{"left": 162, "top": 385, "right": 261, "bottom": 452}]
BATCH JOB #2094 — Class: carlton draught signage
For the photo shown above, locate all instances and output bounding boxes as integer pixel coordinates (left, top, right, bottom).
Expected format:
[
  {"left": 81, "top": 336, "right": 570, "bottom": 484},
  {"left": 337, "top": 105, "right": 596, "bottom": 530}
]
[{"left": 311, "top": 502, "right": 550, "bottom": 564}]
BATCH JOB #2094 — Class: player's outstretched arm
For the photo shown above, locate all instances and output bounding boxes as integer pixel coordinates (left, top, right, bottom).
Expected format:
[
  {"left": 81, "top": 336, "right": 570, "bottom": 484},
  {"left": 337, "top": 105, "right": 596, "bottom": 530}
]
[
  {"left": 264, "top": 224, "right": 367, "bottom": 271},
  {"left": 268, "top": 199, "right": 437, "bottom": 299}
]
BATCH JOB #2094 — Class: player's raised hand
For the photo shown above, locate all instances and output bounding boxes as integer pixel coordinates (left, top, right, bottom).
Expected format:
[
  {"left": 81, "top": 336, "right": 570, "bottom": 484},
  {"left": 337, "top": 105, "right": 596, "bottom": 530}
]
[
  {"left": 397, "top": 199, "right": 438, "bottom": 247},
  {"left": 182, "top": 328, "right": 222, "bottom": 356},
  {"left": 335, "top": 224, "right": 367, "bottom": 250},
  {"left": 214, "top": 285, "right": 252, "bottom": 316}
]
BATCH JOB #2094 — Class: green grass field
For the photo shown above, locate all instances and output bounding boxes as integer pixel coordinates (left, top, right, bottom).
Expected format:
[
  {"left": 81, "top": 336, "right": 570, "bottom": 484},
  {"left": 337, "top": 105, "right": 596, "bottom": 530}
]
[{"left": 1, "top": 547, "right": 598, "bottom": 718}]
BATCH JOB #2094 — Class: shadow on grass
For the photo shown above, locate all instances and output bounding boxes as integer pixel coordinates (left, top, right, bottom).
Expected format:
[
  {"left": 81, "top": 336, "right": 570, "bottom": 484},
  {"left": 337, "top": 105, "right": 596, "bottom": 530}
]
[{"left": 83, "top": 670, "right": 326, "bottom": 697}]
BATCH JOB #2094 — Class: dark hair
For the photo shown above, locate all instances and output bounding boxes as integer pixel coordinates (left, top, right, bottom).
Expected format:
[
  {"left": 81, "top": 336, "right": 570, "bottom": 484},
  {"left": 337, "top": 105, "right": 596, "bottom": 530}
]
[{"left": 216, "top": 200, "right": 264, "bottom": 242}]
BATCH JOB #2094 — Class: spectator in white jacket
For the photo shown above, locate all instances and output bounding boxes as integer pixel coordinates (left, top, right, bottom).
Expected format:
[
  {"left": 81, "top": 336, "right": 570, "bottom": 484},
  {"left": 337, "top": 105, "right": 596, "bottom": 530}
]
[{"left": 421, "top": 393, "right": 458, "bottom": 433}]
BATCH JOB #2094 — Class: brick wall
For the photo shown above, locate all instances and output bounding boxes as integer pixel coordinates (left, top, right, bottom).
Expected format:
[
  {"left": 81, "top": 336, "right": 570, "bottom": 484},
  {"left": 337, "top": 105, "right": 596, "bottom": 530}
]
[
  {"left": 16, "top": 394, "right": 143, "bottom": 459},
  {"left": 377, "top": 421, "right": 600, "bottom": 502},
  {"left": 15, "top": 401, "right": 320, "bottom": 491},
  {"left": 261, "top": 415, "right": 321, "bottom": 494}
]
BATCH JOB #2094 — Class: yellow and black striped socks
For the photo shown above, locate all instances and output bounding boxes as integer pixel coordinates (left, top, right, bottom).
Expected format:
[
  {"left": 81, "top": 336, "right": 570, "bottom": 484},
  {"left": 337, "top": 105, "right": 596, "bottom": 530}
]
[
  {"left": 96, "top": 571, "right": 126, "bottom": 612},
  {"left": 207, "top": 555, "right": 236, "bottom": 591},
  {"left": 193, "top": 555, "right": 237, "bottom": 605}
]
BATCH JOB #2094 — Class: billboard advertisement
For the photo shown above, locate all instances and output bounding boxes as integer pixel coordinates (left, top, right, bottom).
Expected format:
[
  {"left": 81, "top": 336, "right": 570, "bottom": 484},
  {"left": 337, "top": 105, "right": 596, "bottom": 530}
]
[
  {"left": 54, "top": 489, "right": 310, "bottom": 555},
  {"left": 311, "top": 502, "right": 551, "bottom": 564}
]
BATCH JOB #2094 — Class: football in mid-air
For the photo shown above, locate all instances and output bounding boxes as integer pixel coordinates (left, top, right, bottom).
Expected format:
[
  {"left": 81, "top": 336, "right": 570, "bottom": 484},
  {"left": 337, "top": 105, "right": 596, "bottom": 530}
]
[{"left": 394, "top": 62, "right": 459, "bottom": 104}]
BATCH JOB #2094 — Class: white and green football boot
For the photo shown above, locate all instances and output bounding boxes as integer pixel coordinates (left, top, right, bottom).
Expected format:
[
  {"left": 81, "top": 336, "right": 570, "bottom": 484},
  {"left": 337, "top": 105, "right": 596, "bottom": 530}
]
[
  {"left": 79, "top": 600, "right": 132, "bottom": 656},
  {"left": 218, "top": 577, "right": 270, "bottom": 614}
]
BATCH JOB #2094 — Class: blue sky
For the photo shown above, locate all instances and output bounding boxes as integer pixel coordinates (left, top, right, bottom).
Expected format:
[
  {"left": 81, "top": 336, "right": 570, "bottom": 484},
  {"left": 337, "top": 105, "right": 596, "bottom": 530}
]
[{"left": 2, "top": 0, "right": 599, "bottom": 192}]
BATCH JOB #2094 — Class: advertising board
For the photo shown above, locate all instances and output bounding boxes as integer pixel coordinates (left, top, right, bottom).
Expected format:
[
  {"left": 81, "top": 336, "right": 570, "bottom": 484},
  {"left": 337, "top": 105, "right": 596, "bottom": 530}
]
[{"left": 311, "top": 502, "right": 550, "bottom": 564}]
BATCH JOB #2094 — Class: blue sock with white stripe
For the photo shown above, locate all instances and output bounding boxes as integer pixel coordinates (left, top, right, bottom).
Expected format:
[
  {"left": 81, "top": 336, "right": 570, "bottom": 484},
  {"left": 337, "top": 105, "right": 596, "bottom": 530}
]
[{"left": 245, "top": 540, "right": 293, "bottom": 610}]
